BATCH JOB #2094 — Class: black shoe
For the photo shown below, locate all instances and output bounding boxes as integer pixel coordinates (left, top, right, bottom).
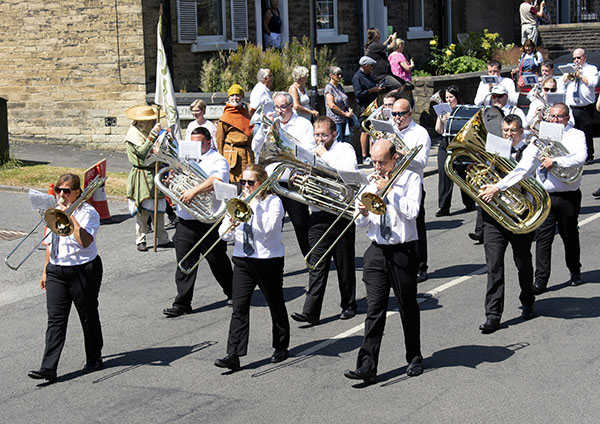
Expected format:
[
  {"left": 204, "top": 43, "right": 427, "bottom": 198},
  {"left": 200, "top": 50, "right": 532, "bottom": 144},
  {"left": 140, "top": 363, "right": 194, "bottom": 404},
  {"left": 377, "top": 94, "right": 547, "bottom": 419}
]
[
  {"left": 28, "top": 368, "right": 57, "bottom": 382},
  {"left": 585, "top": 157, "right": 594, "bottom": 165},
  {"left": 479, "top": 317, "right": 501, "bottom": 334},
  {"left": 271, "top": 349, "right": 289, "bottom": 364},
  {"left": 468, "top": 232, "right": 483, "bottom": 244},
  {"left": 593, "top": 188, "right": 600, "bottom": 198},
  {"left": 344, "top": 367, "right": 376, "bottom": 384},
  {"left": 570, "top": 273, "right": 583, "bottom": 286},
  {"left": 340, "top": 308, "right": 356, "bottom": 320},
  {"left": 82, "top": 359, "right": 103, "bottom": 374},
  {"left": 435, "top": 208, "right": 450, "bottom": 217},
  {"left": 226, "top": 298, "right": 233, "bottom": 307},
  {"left": 417, "top": 270, "right": 428, "bottom": 283},
  {"left": 214, "top": 354, "right": 241, "bottom": 370},
  {"left": 290, "top": 312, "right": 319, "bottom": 325},
  {"left": 137, "top": 242, "right": 148, "bottom": 252},
  {"left": 163, "top": 305, "right": 192, "bottom": 317},
  {"left": 157, "top": 241, "right": 175, "bottom": 248},
  {"left": 406, "top": 358, "right": 424, "bottom": 377},
  {"left": 464, "top": 205, "right": 477, "bottom": 212},
  {"left": 521, "top": 305, "right": 535, "bottom": 320},
  {"left": 532, "top": 279, "right": 547, "bottom": 295}
]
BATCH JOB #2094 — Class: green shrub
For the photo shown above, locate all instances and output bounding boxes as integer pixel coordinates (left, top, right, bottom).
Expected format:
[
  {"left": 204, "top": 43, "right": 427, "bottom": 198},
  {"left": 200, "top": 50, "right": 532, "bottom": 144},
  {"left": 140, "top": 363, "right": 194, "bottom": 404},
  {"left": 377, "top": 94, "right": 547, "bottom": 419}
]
[
  {"left": 199, "top": 37, "right": 336, "bottom": 93},
  {"left": 447, "top": 56, "right": 486, "bottom": 74}
]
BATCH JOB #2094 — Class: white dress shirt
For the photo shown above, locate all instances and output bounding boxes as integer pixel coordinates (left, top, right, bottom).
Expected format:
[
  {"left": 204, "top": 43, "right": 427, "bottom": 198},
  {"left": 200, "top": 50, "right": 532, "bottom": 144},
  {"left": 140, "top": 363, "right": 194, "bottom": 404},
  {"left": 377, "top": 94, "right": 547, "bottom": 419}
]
[
  {"left": 219, "top": 194, "right": 285, "bottom": 258},
  {"left": 560, "top": 63, "right": 599, "bottom": 106},
  {"left": 526, "top": 99, "right": 575, "bottom": 127},
  {"left": 355, "top": 169, "right": 422, "bottom": 245},
  {"left": 176, "top": 148, "right": 230, "bottom": 220},
  {"left": 253, "top": 113, "right": 316, "bottom": 155},
  {"left": 474, "top": 77, "right": 518, "bottom": 106},
  {"left": 49, "top": 202, "right": 99, "bottom": 266},
  {"left": 249, "top": 82, "right": 274, "bottom": 113},
  {"left": 496, "top": 125, "right": 587, "bottom": 193},
  {"left": 394, "top": 120, "right": 431, "bottom": 179},
  {"left": 500, "top": 104, "right": 528, "bottom": 126}
]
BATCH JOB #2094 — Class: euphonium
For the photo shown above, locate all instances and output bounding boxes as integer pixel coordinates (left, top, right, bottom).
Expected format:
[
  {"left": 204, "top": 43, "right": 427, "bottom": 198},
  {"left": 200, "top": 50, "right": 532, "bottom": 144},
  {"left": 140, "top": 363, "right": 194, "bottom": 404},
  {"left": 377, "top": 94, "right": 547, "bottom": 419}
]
[
  {"left": 444, "top": 107, "right": 550, "bottom": 234},
  {"left": 150, "top": 131, "right": 226, "bottom": 224}
]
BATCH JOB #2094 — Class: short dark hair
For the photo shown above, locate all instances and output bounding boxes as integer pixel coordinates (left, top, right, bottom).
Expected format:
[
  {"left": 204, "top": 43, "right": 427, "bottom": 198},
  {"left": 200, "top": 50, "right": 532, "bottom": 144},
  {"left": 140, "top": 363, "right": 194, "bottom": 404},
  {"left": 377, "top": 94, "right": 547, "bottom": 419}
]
[
  {"left": 191, "top": 126, "right": 211, "bottom": 140},
  {"left": 551, "top": 102, "right": 569, "bottom": 116},
  {"left": 487, "top": 59, "right": 501, "bottom": 69},
  {"left": 444, "top": 85, "right": 463, "bottom": 104},
  {"left": 541, "top": 59, "right": 553, "bottom": 69},
  {"left": 503, "top": 114, "right": 523, "bottom": 129},
  {"left": 313, "top": 116, "right": 336, "bottom": 133}
]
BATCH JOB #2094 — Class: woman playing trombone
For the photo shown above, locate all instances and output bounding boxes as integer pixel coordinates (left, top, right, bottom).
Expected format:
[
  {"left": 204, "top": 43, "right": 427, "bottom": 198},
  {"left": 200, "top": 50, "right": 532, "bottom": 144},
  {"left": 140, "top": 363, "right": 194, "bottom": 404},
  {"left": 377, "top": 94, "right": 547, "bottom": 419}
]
[{"left": 214, "top": 164, "right": 290, "bottom": 370}]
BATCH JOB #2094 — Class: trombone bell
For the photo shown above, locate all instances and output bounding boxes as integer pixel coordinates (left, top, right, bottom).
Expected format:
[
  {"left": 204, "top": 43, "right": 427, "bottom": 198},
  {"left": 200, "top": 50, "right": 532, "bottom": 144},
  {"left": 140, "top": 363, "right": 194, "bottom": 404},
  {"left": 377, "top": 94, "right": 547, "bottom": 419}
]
[
  {"left": 226, "top": 198, "right": 253, "bottom": 223},
  {"left": 44, "top": 209, "right": 73, "bottom": 236},
  {"left": 360, "top": 192, "right": 386, "bottom": 215}
]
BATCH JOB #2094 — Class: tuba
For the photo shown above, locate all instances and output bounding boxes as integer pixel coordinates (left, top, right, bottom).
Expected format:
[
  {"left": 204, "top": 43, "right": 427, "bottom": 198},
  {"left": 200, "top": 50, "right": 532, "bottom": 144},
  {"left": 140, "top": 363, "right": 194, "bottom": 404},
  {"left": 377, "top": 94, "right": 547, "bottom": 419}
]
[
  {"left": 150, "top": 131, "right": 226, "bottom": 223},
  {"left": 445, "top": 107, "right": 550, "bottom": 234}
]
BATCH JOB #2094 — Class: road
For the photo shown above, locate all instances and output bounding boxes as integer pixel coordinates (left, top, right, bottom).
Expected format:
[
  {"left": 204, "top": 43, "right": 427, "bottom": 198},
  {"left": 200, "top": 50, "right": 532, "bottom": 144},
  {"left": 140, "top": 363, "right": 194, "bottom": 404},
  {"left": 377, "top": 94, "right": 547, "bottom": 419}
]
[{"left": 1, "top": 163, "right": 599, "bottom": 423}]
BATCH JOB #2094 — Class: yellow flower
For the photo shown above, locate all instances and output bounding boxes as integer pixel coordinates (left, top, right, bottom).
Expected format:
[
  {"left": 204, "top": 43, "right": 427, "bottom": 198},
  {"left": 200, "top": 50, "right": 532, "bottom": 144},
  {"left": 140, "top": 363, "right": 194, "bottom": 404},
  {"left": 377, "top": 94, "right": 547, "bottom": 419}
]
[
  {"left": 482, "top": 41, "right": 491, "bottom": 50},
  {"left": 445, "top": 49, "right": 452, "bottom": 57},
  {"left": 449, "top": 43, "right": 456, "bottom": 51},
  {"left": 429, "top": 39, "right": 437, "bottom": 46}
]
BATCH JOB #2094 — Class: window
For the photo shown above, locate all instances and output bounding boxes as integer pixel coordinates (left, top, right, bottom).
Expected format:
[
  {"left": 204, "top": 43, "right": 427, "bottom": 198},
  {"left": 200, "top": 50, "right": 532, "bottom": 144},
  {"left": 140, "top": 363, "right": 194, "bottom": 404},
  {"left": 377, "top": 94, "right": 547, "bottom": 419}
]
[
  {"left": 406, "top": 0, "right": 433, "bottom": 40},
  {"left": 177, "top": 0, "right": 248, "bottom": 52},
  {"left": 316, "top": 0, "right": 348, "bottom": 44}
]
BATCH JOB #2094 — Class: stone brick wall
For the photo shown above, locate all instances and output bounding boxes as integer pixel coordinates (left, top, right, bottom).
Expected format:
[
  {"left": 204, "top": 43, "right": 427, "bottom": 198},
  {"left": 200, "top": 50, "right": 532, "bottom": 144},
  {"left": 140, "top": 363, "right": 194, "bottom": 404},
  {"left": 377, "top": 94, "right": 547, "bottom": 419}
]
[
  {"left": 0, "top": 0, "right": 148, "bottom": 150},
  {"left": 539, "top": 23, "right": 600, "bottom": 58}
]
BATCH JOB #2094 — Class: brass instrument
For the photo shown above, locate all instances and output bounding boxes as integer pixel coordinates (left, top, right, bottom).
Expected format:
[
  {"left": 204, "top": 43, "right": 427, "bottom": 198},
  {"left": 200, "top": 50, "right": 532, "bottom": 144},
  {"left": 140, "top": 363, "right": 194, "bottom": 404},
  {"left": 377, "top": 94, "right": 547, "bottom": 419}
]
[
  {"left": 177, "top": 166, "right": 286, "bottom": 275},
  {"left": 567, "top": 63, "right": 582, "bottom": 81},
  {"left": 5, "top": 175, "right": 108, "bottom": 271},
  {"left": 360, "top": 105, "right": 410, "bottom": 152},
  {"left": 525, "top": 84, "right": 552, "bottom": 133},
  {"left": 304, "top": 144, "right": 423, "bottom": 270},
  {"left": 445, "top": 107, "right": 550, "bottom": 234},
  {"left": 150, "top": 131, "right": 226, "bottom": 223},
  {"left": 360, "top": 98, "right": 378, "bottom": 118}
]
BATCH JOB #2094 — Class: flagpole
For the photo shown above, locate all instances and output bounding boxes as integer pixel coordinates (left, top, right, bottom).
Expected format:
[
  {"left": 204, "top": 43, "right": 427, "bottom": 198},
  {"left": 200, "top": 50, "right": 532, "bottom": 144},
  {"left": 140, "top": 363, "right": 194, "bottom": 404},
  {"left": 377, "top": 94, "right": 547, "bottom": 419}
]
[{"left": 153, "top": 105, "right": 160, "bottom": 253}]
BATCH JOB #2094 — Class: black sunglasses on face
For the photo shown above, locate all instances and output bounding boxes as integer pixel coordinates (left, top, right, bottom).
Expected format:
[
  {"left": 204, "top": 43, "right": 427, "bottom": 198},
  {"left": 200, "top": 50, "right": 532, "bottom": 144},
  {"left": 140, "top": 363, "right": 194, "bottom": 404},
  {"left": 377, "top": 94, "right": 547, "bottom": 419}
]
[
  {"left": 55, "top": 187, "right": 72, "bottom": 194},
  {"left": 391, "top": 110, "right": 410, "bottom": 117},
  {"left": 543, "top": 87, "right": 557, "bottom": 92},
  {"left": 239, "top": 180, "right": 256, "bottom": 186}
]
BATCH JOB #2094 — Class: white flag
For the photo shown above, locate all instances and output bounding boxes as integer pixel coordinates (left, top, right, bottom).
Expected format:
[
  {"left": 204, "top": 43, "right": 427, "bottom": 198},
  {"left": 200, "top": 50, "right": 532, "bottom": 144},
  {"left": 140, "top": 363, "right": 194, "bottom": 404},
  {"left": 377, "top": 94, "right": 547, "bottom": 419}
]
[{"left": 155, "top": 15, "right": 181, "bottom": 139}]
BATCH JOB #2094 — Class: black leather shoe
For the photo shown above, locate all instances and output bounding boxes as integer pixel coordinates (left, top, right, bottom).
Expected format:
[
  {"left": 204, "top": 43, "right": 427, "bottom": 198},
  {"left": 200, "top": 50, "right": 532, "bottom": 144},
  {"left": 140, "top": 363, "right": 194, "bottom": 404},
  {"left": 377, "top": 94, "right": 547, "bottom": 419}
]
[
  {"left": 340, "top": 308, "right": 356, "bottom": 320},
  {"left": 214, "top": 354, "right": 241, "bottom": 370},
  {"left": 468, "top": 232, "right": 483, "bottom": 244},
  {"left": 82, "top": 359, "right": 103, "bottom": 374},
  {"left": 435, "top": 208, "right": 450, "bottom": 217},
  {"left": 585, "top": 157, "right": 594, "bottom": 165},
  {"left": 290, "top": 312, "right": 319, "bottom": 325},
  {"left": 593, "top": 188, "right": 600, "bottom": 198},
  {"left": 479, "top": 317, "right": 501, "bottom": 334},
  {"left": 344, "top": 367, "right": 376, "bottom": 384},
  {"left": 521, "top": 305, "right": 535, "bottom": 320},
  {"left": 163, "top": 305, "right": 192, "bottom": 317},
  {"left": 270, "top": 349, "right": 289, "bottom": 364},
  {"left": 137, "top": 242, "right": 148, "bottom": 252},
  {"left": 532, "top": 280, "right": 547, "bottom": 295},
  {"left": 406, "top": 359, "right": 423, "bottom": 377},
  {"left": 417, "top": 270, "right": 428, "bottom": 283},
  {"left": 28, "top": 368, "right": 57, "bottom": 382},
  {"left": 570, "top": 273, "right": 583, "bottom": 286}
]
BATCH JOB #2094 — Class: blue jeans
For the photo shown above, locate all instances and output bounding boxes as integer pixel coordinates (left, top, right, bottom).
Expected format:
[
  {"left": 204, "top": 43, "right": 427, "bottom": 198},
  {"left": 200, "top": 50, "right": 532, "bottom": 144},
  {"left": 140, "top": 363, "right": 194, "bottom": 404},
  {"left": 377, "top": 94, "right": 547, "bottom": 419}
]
[{"left": 335, "top": 121, "right": 350, "bottom": 143}]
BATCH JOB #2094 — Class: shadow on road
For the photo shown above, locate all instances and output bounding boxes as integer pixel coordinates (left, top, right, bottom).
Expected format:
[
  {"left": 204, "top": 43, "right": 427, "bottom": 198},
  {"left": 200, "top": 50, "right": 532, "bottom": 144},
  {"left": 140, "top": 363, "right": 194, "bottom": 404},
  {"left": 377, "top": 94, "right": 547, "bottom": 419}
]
[{"left": 427, "top": 263, "right": 486, "bottom": 280}]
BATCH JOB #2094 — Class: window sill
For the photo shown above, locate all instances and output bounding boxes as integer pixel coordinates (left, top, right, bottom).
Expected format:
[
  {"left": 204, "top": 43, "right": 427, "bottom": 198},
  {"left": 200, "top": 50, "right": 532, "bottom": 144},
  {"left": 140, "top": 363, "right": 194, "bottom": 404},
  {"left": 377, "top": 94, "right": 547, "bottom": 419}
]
[
  {"left": 406, "top": 28, "right": 434, "bottom": 40},
  {"left": 317, "top": 33, "right": 349, "bottom": 44},
  {"left": 191, "top": 40, "right": 238, "bottom": 52}
]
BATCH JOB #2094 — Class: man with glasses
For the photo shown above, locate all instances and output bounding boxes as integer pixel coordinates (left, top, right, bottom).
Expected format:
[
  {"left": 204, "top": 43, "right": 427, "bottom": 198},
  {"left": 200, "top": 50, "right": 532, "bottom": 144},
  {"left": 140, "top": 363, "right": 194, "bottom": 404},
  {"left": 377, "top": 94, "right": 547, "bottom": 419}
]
[
  {"left": 392, "top": 99, "right": 431, "bottom": 282},
  {"left": 476, "top": 115, "right": 536, "bottom": 333},
  {"left": 163, "top": 126, "right": 234, "bottom": 317},
  {"left": 474, "top": 60, "right": 518, "bottom": 106},
  {"left": 291, "top": 116, "right": 359, "bottom": 325},
  {"left": 478, "top": 103, "right": 587, "bottom": 297},
  {"left": 560, "top": 48, "right": 598, "bottom": 164}
]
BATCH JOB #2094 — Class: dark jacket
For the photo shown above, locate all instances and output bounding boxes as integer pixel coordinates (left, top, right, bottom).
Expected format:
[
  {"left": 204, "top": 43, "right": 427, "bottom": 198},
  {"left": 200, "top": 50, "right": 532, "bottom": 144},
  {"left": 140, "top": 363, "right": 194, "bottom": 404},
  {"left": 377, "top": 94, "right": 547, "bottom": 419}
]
[
  {"left": 366, "top": 42, "right": 391, "bottom": 83},
  {"left": 352, "top": 68, "right": 378, "bottom": 115}
]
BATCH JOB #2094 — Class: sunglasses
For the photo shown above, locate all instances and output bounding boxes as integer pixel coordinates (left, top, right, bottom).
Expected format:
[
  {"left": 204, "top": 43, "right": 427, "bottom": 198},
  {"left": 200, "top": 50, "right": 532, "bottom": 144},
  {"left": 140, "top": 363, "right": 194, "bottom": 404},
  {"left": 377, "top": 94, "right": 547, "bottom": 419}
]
[
  {"left": 573, "top": 56, "right": 583, "bottom": 60},
  {"left": 239, "top": 180, "right": 256, "bottom": 186},
  {"left": 55, "top": 187, "right": 72, "bottom": 195},
  {"left": 543, "top": 87, "right": 557, "bottom": 92},
  {"left": 491, "top": 94, "right": 506, "bottom": 98},
  {"left": 391, "top": 110, "right": 410, "bottom": 117},
  {"left": 550, "top": 114, "right": 567, "bottom": 119}
]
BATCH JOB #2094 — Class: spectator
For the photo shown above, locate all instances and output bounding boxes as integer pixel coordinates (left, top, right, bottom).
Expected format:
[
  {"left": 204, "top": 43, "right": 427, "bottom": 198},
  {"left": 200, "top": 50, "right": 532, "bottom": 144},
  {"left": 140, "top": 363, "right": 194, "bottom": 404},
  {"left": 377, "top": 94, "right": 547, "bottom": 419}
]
[
  {"left": 388, "top": 38, "right": 414, "bottom": 82},
  {"left": 289, "top": 65, "right": 319, "bottom": 121},
  {"left": 324, "top": 66, "right": 353, "bottom": 143},
  {"left": 186, "top": 99, "right": 217, "bottom": 146}
]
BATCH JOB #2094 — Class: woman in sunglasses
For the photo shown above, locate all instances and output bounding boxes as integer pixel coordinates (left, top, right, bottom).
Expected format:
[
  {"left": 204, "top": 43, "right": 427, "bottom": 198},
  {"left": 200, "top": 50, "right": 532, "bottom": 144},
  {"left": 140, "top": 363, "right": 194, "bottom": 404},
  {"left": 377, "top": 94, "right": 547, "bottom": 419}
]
[
  {"left": 214, "top": 164, "right": 289, "bottom": 371},
  {"left": 324, "top": 66, "right": 353, "bottom": 143},
  {"left": 28, "top": 173, "right": 104, "bottom": 383},
  {"left": 526, "top": 77, "right": 574, "bottom": 127}
]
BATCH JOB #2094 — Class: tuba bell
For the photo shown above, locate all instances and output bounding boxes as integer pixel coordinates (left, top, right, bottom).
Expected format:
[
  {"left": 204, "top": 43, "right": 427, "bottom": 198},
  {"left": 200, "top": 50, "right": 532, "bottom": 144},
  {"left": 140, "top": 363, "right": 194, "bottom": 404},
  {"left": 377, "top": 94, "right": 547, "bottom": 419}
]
[{"left": 444, "top": 107, "right": 550, "bottom": 234}]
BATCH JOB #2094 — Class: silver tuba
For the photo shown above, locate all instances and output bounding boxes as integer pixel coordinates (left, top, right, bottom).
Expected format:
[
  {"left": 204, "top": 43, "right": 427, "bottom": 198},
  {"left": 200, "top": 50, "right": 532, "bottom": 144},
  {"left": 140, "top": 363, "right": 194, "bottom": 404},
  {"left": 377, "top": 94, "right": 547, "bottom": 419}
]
[{"left": 150, "top": 131, "right": 226, "bottom": 223}]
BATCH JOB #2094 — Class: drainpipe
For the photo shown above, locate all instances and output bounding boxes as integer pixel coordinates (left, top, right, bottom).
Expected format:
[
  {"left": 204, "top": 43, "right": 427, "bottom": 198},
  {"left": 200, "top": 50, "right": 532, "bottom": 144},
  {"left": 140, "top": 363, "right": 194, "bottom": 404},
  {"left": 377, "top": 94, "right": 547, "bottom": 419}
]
[{"left": 309, "top": 0, "right": 318, "bottom": 110}]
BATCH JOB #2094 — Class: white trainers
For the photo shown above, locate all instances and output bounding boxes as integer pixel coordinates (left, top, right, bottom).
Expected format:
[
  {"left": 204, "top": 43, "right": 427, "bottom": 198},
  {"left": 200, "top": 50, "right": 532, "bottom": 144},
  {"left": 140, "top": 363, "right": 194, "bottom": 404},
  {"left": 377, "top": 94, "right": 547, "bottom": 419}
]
[{"left": 362, "top": 157, "right": 372, "bottom": 165}]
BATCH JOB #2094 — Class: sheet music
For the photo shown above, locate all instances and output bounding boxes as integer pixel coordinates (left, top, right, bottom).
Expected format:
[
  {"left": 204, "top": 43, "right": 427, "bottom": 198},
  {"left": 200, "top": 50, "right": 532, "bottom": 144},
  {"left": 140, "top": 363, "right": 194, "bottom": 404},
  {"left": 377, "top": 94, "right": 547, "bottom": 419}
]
[
  {"left": 370, "top": 119, "right": 395, "bottom": 134},
  {"left": 295, "top": 145, "right": 316, "bottom": 166},
  {"left": 546, "top": 93, "right": 566, "bottom": 105},
  {"left": 28, "top": 189, "right": 57, "bottom": 213},
  {"left": 480, "top": 75, "right": 499, "bottom": 85},
  {"left": 539, "top": 121, "right": 564, "bottom": 143},
  {"left": 178, "top": 141, "right": 201, "bottom": 160},
  {"left": 337, "top": 169, "right": 370, "bottom": 186},
  {"left": 433, "top": 103, "right": 452, "bottom": 117},
  {"left": 485, "top": 133, "right": 511, "bottom": 159},
  {"left": 213, "top": 181, "right": 238, "bottom": 201},
  {"left": 558, "top": 64, "right": 575, "bottom": 75}
]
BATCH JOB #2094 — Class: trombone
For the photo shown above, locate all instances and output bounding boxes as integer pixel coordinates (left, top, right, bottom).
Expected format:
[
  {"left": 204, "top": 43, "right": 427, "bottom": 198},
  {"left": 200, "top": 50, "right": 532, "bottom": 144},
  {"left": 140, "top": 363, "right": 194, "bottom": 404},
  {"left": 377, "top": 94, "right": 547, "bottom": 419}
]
[
  {"left": 177, "top": 166, "right": 286, "bottom": 275},
  {"left": 304, "top": 144, "right": 422, "bottom": 270},
  {"left": 5, "top": 175, "right": 108, "bottom": 271}
]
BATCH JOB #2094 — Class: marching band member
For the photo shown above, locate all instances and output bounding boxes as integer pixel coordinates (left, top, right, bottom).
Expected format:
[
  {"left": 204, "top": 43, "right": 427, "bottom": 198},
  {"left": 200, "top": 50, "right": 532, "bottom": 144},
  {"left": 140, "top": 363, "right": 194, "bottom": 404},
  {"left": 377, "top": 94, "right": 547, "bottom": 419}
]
[
  {"left": 344, "top": 139, "right": 423, "bottom": 384},
  {"left": 28, "top": 174, "right": 104, "bottom": 383},
  {"left": 474, "top": 60, "right": 518, "bottom": 107},
  {"left": 214, "top": 164, "right": 289, "bottom": 370},
  {"left": 526, "top": 78, "right": 574, "bottom": 128},
  {"left": 163, "top": 127, "right": 233, "bottom": 317},
  {"left": 291, "top": 116, "right": 358, "bottom": 325},
  {"left": 489, "top": 85, "right": 527, "bottom": 125},
  {"left": 479, "top": 103, "right": 586, "bottom": 296},
  {"left": 476, "top": 115, "right": 536, "bottom": 334}
]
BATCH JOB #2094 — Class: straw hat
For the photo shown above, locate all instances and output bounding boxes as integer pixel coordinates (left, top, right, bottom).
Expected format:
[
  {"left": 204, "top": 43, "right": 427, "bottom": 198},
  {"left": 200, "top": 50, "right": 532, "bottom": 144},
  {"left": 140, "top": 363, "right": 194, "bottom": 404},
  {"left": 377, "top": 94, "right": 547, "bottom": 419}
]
[{"left": 125, "top": 105, "right": 166, "bottom": 121}]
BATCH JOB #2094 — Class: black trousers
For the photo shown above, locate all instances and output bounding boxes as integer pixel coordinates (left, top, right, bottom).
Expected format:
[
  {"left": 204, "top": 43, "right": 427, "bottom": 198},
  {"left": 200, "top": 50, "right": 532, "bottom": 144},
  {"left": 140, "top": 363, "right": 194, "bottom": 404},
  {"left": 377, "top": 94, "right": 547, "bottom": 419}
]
[
  {"left": 227, "top": 257, "right": 289, "bottom": 356},
  {"left": 571, "top": 104, "right": 594, "bottom": 159},
  {"left": 356, "top": 241, "right": 421, "bottom": 373},
  {"left": 279, "top": 190, "right": 310, "bottom": 257},
  {"left": 482, "top": 213, "right": 534, "bottom": 319},
  {"left": 42, "top": 255, "right": 103, "bottom": 371},
  {"left": 173, "top": 219, "right": 233, "bottom": 307},
  {"left": 437, "top": 148, "right": 476, "bottom": 210},
  {"left": 416, "top": 187, "right": 428, "bottom": 273},
  {"left": 302, "top": 211, "right": 357, "bottom": 319},
  {"left": 535, "top": 190, "right": 582, "bottom": 284}
]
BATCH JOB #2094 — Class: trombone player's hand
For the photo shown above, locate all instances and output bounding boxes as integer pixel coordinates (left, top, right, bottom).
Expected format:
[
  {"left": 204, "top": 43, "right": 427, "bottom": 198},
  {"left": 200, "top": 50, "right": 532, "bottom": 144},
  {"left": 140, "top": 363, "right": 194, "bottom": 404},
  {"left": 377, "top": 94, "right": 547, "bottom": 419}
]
[
  {"left": 357, "top": 201, "right": 369, "bottom": 217},
  {"left": 478, "top": 184, "right": 500, "bottom": 203},
  {"left": 372, "top": 172, "right": 389, "bottom": 191}
]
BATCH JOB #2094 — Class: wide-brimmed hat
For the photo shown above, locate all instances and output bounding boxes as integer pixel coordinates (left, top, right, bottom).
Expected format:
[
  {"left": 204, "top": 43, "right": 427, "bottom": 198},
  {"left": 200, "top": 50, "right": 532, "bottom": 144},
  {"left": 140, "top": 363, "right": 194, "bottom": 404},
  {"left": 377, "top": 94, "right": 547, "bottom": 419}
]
[
  {"left": 125, "top": 105, "right": 166, "bottom": 121},
  {"left": 227, "top": 84, "right": 245, "bottom": 97}
]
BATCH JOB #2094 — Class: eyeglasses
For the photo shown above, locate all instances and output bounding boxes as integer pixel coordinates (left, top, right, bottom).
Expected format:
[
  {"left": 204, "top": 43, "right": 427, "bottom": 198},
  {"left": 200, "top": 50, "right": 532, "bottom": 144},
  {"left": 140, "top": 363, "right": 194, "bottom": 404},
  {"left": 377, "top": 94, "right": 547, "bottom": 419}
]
[
  {"left": 391, "top": 110, "right": 410, "bottom": 117},
  {"left": 55, "top": 187, "right": 72, "bottom": 195},
  {"left": 573, "top": 56, "right": 583, "bottom": 60},
  {"left": 274, "top": 104, "right": 291, "bottom": 110},
  {"left": 239, "top": 180, "right": 256, "bottom": 186},
  {"left": 543, "top": 87, "right": 557, "bottom": 92},
  {"left": 314, "top": 133, "right": 332, "bottom": 139},
  {"left": 550, "top": 114, "right": 567, "bottom": 119}
]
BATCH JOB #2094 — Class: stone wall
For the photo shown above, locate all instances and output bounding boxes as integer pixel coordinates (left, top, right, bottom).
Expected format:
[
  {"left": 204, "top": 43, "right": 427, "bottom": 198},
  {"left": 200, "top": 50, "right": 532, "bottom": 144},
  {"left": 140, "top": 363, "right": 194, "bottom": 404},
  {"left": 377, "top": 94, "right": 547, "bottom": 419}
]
[
  {"left": 0, "top": 0, "right": 148, "bottom": 150},
  {"left": 539, "top": 23, "right": 600, "bottom": 58}
]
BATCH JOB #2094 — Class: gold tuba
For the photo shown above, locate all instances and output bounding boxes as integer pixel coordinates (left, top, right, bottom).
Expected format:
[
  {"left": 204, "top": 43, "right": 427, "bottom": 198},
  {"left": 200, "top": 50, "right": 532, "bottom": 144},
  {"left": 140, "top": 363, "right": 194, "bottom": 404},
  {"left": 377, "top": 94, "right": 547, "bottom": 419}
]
[{"left": 444, "top": 107, "right": 550, "bottom": 234}]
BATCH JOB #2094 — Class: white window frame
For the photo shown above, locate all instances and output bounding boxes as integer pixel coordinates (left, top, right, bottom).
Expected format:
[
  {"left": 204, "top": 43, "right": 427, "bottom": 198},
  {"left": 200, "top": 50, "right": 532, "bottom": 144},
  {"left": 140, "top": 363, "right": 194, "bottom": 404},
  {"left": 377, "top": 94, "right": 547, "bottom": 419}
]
[
  {"left": 316, "top": 0, "right": 348, "bottom": 44},
  {"left": 406, "top": 0, "right": 433, "bottom": 40}
]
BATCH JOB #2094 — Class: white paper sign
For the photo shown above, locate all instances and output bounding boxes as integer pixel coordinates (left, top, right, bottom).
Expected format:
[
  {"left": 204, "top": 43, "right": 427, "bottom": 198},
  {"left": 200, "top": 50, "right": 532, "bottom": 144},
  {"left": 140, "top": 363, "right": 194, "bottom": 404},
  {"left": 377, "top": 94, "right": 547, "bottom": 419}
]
[
  {"left": 381, "top": 108, "right": 392, "bottom": 120},
  {"left": 28, "top": 189, "right": 57, "bottom": 213},
  {"left": 539, "top": 121, "right": 564, "bottom": 143},
  {"left": 546, "top": 93, "right": 566, "bottom": 105},
  {"left": 213, "top": 180, "right": 238, "bottom": 201},
  {"left": 337, "top": 169, "right": 370, "bottom": 186},
  {"left": 178, "top": 141, "right": 201, "bottom": 160},
  {"left": 480, "top": 75, "right": 499, "bottom": 85},
  {"left": 558, "top": 64, "right": 576, "bottom": 75},
  {"left": 433, "top": 102, "right": 453, "bottom": 117},
  {"left": 370, "top": 119, "right": 396, "bottom": 134},
  {"left": 485, "top": 133, "right": 511, "bottom": 159}
]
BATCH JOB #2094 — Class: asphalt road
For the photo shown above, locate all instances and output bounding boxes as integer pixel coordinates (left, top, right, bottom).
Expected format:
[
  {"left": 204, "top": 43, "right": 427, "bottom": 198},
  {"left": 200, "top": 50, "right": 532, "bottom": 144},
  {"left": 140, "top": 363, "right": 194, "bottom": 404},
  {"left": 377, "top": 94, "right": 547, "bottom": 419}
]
[{"left": 1, "top": 158, "right": 599, "bottom": 423}]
